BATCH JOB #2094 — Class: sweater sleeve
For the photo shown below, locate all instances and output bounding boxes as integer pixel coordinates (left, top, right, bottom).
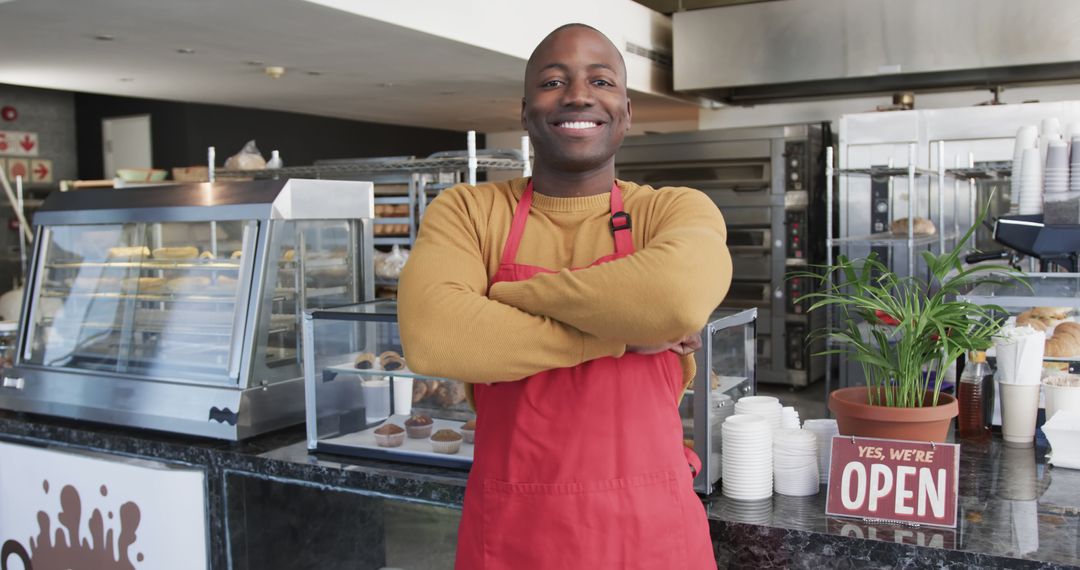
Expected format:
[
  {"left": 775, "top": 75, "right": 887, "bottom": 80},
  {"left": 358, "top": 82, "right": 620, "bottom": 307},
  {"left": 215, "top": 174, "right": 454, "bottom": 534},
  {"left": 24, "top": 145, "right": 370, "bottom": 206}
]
[
  {"left": 398, "top": 185, "right": 625, "bottom": 384},
  {"left": 488, "top": 187, "right": 732, "bottom": 345}
]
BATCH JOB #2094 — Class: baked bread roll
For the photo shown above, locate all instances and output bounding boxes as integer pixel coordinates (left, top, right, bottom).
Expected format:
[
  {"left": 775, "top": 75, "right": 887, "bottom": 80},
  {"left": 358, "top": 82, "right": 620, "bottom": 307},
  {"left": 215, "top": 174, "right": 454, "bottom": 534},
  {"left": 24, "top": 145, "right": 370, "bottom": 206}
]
[
  {"left": 1046, "top": 321, "right": 1080, "bottom": 357},
  {"left": 379, "top": 350, "right": 407, "bottom": 372},
  {"left": 153, "top": 246, "right": 199, "bottom": 259},
  {"left": 107, "top": 246, "right": 150, "bottom": 259},
  {"left": 354, "top": 352, "right": 378, "bottom": 370},
  {"left": 281, "top": 249, "right": 296, "bottom": 262},
  {"left": 166, "top": 276, "right": 211, "bottom": 292},
  {"left": 432, "top": 381, "right": 467, "bottom": 407},
  {"left": 198, "top": 251, "right": 216, "bottom": 260},
  {"left": 123, "top": 277, "right": 164, "bottom": 292},
  {"left": 890, "top": 217, "right": 936, "bottom": 236},
  {"left": 230, "top": 251, "right": 244, "bottom": 260},
  {"left": 1018, "top": 307, "right": 1070, "bottom": 331},
  {"left": 1032, "top": 307, "right": 1071, "bottom": 320},
  {"left": 212, "top": 276, "right": 237, "bottom": 292},
  {"left": 412, "top": 380, "right": 433, "bottom": 404}
]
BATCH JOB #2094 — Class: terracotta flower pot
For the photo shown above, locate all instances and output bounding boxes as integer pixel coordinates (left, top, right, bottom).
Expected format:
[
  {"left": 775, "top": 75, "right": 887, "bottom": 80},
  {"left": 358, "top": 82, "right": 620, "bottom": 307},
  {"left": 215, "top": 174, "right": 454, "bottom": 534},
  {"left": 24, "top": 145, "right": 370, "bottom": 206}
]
[{"left": 828, "top": 386, "right": 958, "bottom": 443}]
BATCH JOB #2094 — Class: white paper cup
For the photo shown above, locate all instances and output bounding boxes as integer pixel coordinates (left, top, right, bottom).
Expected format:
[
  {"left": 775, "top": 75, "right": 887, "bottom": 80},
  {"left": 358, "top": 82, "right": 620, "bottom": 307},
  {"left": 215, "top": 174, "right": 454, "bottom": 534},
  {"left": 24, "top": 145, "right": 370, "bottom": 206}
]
[
  {"left": 361, "top": 378, "right": 391, "bottom": 422},
  {"left": 1044, "top": 383, "right": 1080, "bottom": 422},
  {"left": 998, "top": 382, "right": 1041, "bottom": 447},
  {"left": 392, "top": 376, "right": 414, "bottom": 416}
]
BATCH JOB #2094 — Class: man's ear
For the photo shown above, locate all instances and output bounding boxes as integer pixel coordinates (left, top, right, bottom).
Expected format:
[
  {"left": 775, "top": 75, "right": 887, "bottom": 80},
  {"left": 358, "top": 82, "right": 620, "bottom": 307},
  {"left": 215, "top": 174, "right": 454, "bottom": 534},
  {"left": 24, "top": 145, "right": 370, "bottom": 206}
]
[
  {"left": 521, "top": 97, "right": 528, "bottom": 129},
  {"left": 626, "top": 98, "right": 633, "bottom": 132}
]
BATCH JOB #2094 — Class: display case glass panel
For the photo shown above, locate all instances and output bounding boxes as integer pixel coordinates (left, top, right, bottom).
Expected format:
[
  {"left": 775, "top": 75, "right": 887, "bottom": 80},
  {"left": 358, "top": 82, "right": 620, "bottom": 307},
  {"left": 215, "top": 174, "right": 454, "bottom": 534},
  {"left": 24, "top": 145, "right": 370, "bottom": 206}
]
[
  {"left": 25, "top": 220, "right": 251, "bottom": 382},
  {"left": 304, "top": 300, "right": 473, "bottom": 468},
  {"left": 682, "top": 308, "right": 757, "bottom": 494}
]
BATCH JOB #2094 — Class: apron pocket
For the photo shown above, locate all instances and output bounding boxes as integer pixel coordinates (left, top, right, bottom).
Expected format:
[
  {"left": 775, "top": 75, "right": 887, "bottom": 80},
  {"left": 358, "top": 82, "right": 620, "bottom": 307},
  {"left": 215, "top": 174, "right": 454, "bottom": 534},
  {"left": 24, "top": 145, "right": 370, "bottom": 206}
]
[{"left": 481, "top": 471, "right": 688, "bottom": 570}]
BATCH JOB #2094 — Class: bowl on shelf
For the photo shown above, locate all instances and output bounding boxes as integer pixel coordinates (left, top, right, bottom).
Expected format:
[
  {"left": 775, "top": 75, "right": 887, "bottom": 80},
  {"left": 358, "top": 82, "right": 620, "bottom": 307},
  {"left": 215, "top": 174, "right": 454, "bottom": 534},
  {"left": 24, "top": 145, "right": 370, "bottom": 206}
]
[{"left": 116, "top": 168, "right": 168, "bottom": 182}]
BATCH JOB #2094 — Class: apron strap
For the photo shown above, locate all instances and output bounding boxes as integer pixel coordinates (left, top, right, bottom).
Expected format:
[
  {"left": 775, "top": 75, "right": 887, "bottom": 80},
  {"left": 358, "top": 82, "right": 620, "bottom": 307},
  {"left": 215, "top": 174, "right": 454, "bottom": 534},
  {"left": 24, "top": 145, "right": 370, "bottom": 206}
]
[
  {"left": 499, "top": 182, "right": 535, "bottom": 266},
  {"left": 501, "top": 180, "right": 634, "bottom": 266}
]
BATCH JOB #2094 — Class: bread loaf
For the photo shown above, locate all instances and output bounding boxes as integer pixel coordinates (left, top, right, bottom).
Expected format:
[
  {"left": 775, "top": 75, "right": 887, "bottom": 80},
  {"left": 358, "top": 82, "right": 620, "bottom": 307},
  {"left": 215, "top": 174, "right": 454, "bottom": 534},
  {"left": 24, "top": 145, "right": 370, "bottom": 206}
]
[
  {"left": 1046, "top": 321, "right": 1080, "bottom": 357},
  {"left": 890, "top": 217, "right": 936, "bottom": 236},
  {"left": 152, "top": 246, "right": 199, "bottom": 259},
  {"left": 107, "top": 246, "right": 150, "bottom": 259}
]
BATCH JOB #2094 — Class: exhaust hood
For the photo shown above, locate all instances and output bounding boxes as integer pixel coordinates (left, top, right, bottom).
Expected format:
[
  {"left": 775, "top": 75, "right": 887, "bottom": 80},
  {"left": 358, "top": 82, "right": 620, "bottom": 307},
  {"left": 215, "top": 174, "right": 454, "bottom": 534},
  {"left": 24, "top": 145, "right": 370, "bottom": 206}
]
[{"left": 674, "top": 0, "right": 1080, "bottom": 104}]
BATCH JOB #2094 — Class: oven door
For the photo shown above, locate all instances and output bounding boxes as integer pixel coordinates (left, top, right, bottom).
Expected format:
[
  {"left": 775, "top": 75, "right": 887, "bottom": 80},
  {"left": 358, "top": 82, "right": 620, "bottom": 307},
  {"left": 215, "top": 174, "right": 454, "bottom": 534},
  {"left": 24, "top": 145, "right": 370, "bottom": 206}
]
[{"left": 617, "top": 159, "right": 772, "bottom": 206}]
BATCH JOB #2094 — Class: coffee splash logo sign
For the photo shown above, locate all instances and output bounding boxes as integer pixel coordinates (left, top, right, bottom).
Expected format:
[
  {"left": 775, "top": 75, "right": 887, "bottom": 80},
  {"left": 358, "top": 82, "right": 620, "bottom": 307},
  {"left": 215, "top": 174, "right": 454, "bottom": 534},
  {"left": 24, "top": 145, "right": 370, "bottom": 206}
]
[
  {"left": 0, "top": 442, "right": 208, "bottom": 570},
  {"left": 2, "top": 480, "right": 143, "bottom": 569}
]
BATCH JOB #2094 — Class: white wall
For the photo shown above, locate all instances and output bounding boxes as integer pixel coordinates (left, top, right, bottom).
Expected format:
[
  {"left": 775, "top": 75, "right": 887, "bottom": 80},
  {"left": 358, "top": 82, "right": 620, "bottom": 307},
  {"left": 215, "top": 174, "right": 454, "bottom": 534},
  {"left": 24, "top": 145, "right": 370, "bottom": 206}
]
[{"left": 699, "top": 82, "right": 1080, "bottom": 131}]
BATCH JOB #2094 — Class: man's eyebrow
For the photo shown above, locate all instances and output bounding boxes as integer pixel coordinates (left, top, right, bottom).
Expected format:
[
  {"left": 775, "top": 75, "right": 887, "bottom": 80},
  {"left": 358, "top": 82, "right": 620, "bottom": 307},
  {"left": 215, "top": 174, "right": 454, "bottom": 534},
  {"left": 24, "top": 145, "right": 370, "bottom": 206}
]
[{"left": 536, "top": 62, "right": 618, "bottom": 74}]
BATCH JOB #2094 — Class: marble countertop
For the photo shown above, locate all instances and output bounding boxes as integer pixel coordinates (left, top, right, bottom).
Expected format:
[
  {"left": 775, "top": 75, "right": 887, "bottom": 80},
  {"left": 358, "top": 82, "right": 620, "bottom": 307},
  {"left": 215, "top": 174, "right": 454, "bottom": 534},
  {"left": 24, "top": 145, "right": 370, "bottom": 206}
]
[{"left": 2, "top": 410, "right": 1077, "bottom": 568}]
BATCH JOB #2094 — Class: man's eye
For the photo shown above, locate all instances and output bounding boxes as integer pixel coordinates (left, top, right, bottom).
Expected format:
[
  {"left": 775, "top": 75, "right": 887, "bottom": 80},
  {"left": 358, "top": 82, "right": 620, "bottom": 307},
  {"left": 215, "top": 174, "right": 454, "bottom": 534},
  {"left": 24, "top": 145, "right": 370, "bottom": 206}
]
[
  {"left": 593, "top": 79, "right": 614, "bottom": 87},
  {"left": 541, "top": 79, "right": 564, "bottom": 88}
]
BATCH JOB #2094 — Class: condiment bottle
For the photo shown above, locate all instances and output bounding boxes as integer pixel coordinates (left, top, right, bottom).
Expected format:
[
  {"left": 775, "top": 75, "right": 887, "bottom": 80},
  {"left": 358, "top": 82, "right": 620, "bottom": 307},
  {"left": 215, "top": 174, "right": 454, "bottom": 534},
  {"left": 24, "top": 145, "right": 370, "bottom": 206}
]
[{"left": 958, "top": 351, "right": 991, "bottom": 441}]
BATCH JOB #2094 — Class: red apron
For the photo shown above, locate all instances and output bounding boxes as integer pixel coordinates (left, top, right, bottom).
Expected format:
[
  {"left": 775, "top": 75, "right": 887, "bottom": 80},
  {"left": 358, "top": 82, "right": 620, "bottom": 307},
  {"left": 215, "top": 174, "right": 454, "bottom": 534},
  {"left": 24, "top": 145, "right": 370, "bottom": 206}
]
[{"left": 455, "top": 181, "right": 716, "bottom": 570}]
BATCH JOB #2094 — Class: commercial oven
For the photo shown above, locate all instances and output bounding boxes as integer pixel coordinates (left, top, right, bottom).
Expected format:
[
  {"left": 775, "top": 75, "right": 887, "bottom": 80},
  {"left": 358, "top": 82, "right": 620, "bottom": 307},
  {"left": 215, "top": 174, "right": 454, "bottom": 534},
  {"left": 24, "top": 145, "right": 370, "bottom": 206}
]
[
  {"left": 0, "top": 179, "right": 374, "bottom": 440},
  {"left": 616, "top": 124, "right": 829, "bottom": 387}
]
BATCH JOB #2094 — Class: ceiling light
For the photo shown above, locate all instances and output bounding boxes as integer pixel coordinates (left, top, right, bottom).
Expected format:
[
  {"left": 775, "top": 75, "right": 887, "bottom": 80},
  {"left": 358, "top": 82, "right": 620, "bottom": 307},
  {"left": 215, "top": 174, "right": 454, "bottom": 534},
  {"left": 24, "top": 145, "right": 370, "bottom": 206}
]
[
  {"left": 245, "top": 60, "right": 264, "bottom": 66},
  {"left": 379, "top": 82, "right": 394, "bottom": 88},
  {"left": 176, "top": 48, "right": 195, "bottom": 54},
  {"left": 264, "top": 66, "right": 286, "bottom": 79},
  {"left": 94, "top": 34, "right": 115, "bottom": 41}
]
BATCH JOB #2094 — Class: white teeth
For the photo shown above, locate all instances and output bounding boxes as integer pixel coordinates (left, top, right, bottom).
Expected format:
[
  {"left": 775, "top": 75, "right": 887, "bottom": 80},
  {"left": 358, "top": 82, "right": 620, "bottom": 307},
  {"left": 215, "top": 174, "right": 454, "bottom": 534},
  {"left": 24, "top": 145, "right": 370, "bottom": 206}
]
[{"left": 558, "top": 121, "right": 599, "bottom": 129}]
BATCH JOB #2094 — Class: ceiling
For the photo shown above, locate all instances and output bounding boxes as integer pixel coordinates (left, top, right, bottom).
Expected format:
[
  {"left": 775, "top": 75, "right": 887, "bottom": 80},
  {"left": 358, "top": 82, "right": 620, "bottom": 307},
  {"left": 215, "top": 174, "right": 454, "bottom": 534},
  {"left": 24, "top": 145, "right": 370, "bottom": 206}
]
[
  {"left": 631, "top": 0, "right": 778, "bottom": 15},
  {"left": 0, "top": 0, "right": 699, "bottom": 133}
]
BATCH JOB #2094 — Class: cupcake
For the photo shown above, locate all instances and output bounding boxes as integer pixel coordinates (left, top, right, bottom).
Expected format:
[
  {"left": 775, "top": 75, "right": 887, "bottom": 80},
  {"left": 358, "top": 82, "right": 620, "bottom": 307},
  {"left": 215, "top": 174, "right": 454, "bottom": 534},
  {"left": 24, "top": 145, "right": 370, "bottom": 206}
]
[
  {"left": 460, "top": 419, "right": 476, "bottom": 444},
  {"left": 430, "top": 429, "right": 463, "bottom": 454},
  {"left": 373, "top": 423, "right": 405, "bottom": 447},
  {"left": 404, "top": 414, "right": 434, "bottom": 438}
]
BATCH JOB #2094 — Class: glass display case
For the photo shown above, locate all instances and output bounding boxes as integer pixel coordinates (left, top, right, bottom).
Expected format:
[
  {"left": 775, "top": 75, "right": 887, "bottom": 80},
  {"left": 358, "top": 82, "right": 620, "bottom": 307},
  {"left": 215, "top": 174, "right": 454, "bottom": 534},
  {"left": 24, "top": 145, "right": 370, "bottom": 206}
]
[
  {"left": 0, "top": 179, "right": 374, "bottom": 439},
  {"left": 303, "top": 299, "right": 474, "bottom": 469},
  {"left": 685, "top": 308, "right": 757, "bottom": 494}
]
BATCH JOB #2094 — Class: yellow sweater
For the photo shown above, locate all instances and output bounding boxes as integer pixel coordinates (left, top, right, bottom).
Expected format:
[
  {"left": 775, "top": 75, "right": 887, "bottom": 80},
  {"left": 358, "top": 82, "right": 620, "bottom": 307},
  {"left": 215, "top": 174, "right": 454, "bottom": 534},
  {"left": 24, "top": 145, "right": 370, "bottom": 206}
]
[{"left": 398, "top": 177, "right": 732, "bottom": 392}]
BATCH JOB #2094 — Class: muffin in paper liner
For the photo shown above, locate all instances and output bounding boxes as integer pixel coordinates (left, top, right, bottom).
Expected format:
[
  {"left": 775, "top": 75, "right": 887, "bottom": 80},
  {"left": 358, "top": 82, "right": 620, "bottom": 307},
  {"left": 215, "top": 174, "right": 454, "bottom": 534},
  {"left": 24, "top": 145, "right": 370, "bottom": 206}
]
[{"left": 430, "top": 429, "right": 463, "bottom": 454}]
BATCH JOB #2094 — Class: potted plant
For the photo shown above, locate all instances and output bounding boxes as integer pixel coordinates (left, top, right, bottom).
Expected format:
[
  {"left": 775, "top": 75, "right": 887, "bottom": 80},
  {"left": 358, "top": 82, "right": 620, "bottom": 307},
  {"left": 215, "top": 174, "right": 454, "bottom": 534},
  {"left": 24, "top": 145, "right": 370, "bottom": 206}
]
[{"left": 796, "top": 216, "right": 1019, "bottom": 442}]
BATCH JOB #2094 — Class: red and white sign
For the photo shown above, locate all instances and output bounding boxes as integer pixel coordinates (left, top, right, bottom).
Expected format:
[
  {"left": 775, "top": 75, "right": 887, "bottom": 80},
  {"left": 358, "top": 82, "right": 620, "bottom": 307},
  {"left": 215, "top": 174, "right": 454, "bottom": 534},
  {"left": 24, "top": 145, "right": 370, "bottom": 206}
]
[
  {"left": 30, "top": 158, "right": 53, "bottom": 183},
  {"left": 0, "top": 130, "right": 39, "bottom": 157},
  {"left": 825, "top": 436, "right": 959, "bottom": 528},
  {"left": 6, "top": 158, "right": 28, "bottom": 181}
]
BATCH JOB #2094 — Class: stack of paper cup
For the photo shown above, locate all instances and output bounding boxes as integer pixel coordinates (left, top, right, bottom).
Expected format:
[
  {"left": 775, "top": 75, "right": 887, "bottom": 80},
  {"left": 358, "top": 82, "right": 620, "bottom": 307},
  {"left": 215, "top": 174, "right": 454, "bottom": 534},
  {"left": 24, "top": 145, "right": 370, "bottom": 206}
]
[
  {"left": 802, "top": 419, "right": 839, "bottom": 483},
  {"left": 1018, "top": 148, "right": 1044, "bottom": 215},
  {"left": 1043, "top": 141, "right": 1077, "bottom": 224},
  {"left": 1011, "top": 125, "right": 1039, "bottom": 215},
  {"left": 773, "top": 428, "right": 819, "bottom": 496},
  {"left": 734, "top": 396, "right": 783, "bottom": 431},
  {"left": 994, "top": 325, "right": 1047, "bottom": 447},
  {"left": 780, "top": 406, "right": 801, "bottom": 429},
  {"left": 1071, "top": 137, "right": 1080, "bottom": 193},
  {"left": 721, "top": 414, "right": 773, "bottom": 500}
]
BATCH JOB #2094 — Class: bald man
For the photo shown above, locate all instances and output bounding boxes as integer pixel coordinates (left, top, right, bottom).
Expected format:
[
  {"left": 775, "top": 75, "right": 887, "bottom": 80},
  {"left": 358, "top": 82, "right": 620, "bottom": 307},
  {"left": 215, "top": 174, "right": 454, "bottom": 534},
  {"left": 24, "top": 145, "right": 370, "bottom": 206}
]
[{"left": 400, "top": 23, "right": 728, "bottom": 569}]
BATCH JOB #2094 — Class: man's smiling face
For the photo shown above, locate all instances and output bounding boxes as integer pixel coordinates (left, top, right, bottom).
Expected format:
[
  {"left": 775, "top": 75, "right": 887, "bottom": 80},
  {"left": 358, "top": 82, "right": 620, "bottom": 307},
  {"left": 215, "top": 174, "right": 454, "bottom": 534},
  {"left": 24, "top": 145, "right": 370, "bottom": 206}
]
[{"left": 521, "top": 25, "right": 632, "bottom": 175}]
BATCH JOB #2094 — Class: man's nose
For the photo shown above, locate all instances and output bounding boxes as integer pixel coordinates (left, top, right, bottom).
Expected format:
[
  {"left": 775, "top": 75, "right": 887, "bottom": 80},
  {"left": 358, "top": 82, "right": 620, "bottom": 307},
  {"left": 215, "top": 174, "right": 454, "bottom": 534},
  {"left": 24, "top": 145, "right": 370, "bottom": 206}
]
[{"left": 560, "top": 80, "right": 593, "bottom": 107}]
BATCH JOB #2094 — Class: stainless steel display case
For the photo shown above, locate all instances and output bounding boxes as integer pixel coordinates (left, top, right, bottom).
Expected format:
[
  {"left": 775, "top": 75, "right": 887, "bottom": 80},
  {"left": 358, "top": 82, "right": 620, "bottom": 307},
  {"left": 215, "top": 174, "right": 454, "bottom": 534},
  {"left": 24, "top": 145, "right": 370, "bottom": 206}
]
[
  {"left": 303, "top": 299, "right": 474, "bottom": 468},
  {"left": 685, "top": 308, "right": 757, "bottom": 494},
  {"left": 0, "top": 179, "right": 374, "bottom": 440}
]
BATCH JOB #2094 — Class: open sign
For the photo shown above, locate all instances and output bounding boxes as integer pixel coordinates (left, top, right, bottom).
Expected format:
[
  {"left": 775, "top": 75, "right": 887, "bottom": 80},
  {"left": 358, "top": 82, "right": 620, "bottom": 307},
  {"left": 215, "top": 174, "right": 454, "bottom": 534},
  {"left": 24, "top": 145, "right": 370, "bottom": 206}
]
[{"left": 825, "top": 436, "right": 959, "bottom": 528}]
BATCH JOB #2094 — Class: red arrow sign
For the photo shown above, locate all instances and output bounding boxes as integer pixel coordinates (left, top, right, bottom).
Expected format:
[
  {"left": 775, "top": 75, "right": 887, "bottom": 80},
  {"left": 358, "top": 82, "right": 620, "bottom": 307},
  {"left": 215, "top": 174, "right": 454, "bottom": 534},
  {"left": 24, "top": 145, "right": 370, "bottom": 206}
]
[
  {"left": 33, "top": 162, "right": 48, "bottom": 179},
  {"left": 19, "top": 134, "right": 34, "bottom": 152}
]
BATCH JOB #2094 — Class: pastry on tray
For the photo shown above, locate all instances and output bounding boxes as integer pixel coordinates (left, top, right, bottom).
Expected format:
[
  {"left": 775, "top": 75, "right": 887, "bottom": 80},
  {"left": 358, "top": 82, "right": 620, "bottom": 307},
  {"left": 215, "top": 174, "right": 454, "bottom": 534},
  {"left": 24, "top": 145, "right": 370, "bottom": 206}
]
[
  {"left": 106, "top": 246, "right": 150, "bottom": 259},
  {"left": 405, "top": 414, "right": 433, "bottom": 439},
  {"left": 166, "top": 276, "right": 211, "bottom": 292},
  {"left": 198, "top": 251, "right": 216, "bottom": 260},
  {"left": 889, "top": 217, "right": 936, "bottom": 236},
  {"left": 433, "top": 381, "right": 467, "bottom": 407},
  {"left": 413, "top": 380, "right": 433, "bottom": 403},
  {"left": 152, "top": 246, "right": 199, "bottom": 259},
  {"left": 354, "top": 352, "right": 378, "bottom": 370},
  {"left": 1018, "top": 307, "right": 1071, "bottom": 332},
  {"left": 430, "top": 429, "right": 463, "bottom": 454},
  {"left": 374, "top": 423, "right": 405, "bottom": 447},
  {"left": 379, "top": 350, "right": 406, "bottom": 372},
  {"left": 1046, "top": 321, "right": 1080, "bottom": 358}
]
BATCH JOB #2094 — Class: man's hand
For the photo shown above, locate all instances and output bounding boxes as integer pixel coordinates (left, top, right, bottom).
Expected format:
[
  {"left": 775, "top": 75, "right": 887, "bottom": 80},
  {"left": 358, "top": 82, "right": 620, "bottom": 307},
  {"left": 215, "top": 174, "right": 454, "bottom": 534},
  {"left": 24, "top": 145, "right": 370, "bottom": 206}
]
[{"left": 627, "top": 332, "right": 702, "bottom": 356}]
